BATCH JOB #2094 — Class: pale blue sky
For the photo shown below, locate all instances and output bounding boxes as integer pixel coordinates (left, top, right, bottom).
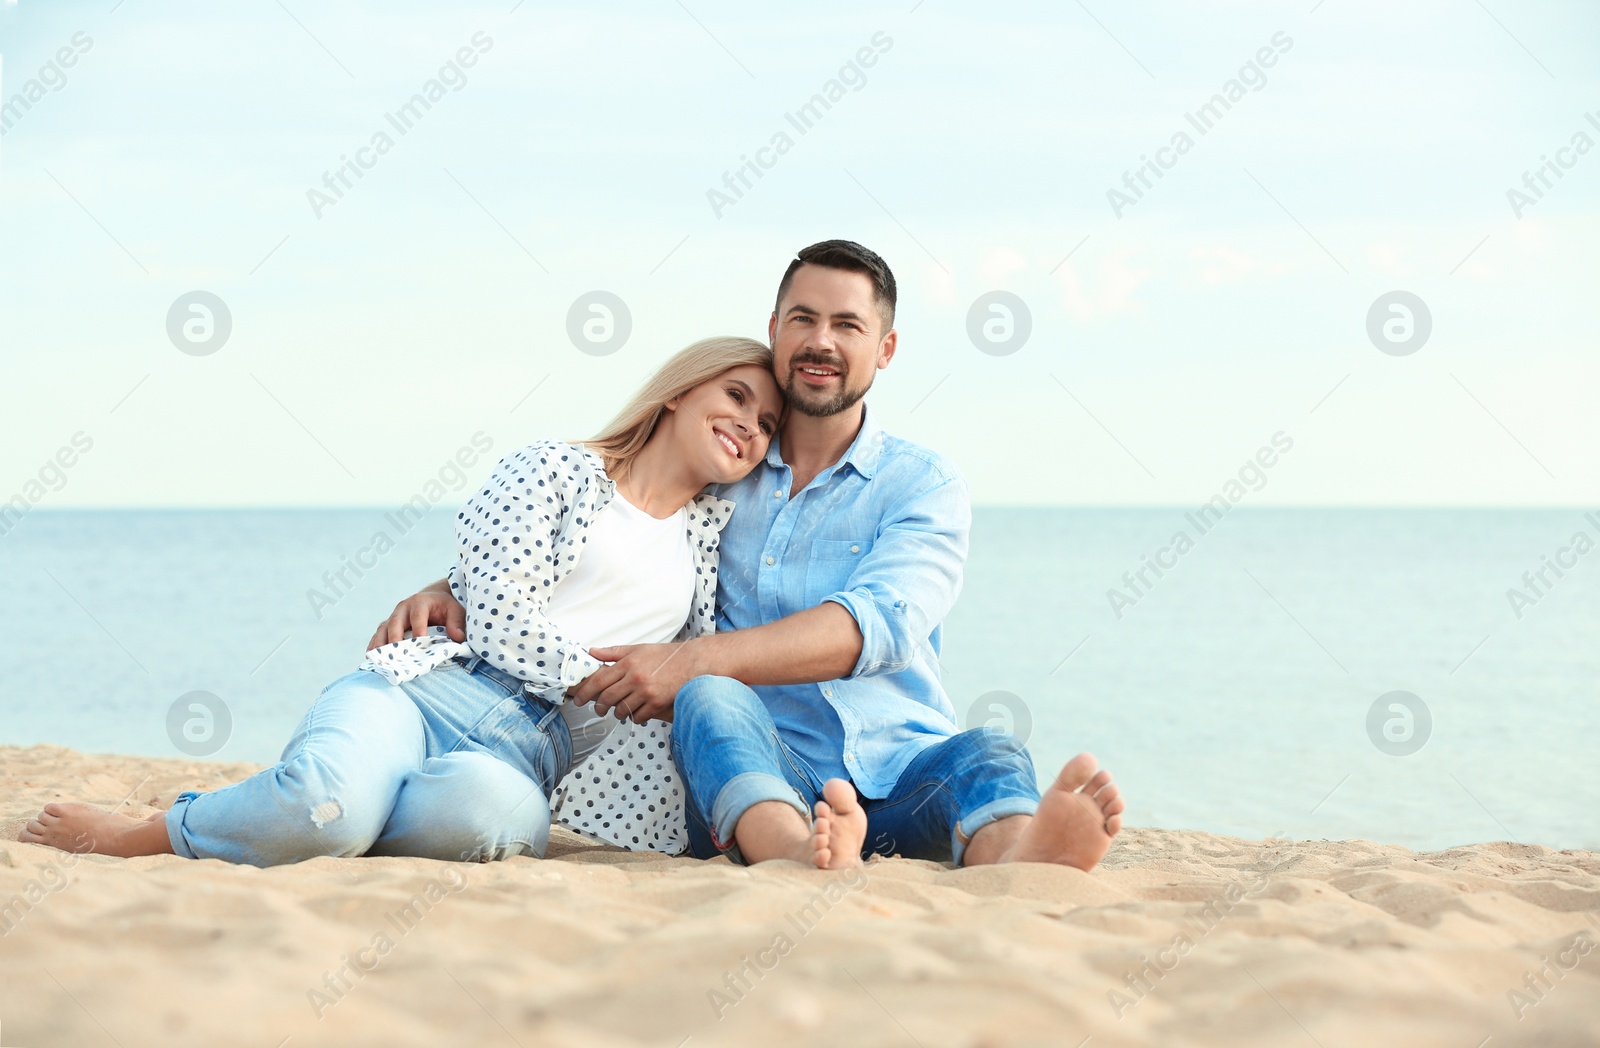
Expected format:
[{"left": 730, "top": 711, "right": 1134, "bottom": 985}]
[{"left": 1, "top": 0, "right": 1596, "bottom": 507}]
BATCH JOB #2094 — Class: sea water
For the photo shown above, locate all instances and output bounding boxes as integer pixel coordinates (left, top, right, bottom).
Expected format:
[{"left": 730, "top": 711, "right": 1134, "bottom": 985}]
[{"left": 2, "top": 507, "right": 1594, "bottom": 852}]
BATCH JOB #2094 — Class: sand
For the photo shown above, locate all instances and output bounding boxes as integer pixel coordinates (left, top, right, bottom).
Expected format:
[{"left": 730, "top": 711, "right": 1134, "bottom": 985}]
[{"left": 1, "top": 744, "right": 1596, "bottom": 1048}]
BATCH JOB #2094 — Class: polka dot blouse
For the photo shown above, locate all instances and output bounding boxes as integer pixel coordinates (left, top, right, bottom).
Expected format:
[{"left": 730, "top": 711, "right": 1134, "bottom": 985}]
[{"left": 361, "top": 439, "right": 734, "bottom": 855}]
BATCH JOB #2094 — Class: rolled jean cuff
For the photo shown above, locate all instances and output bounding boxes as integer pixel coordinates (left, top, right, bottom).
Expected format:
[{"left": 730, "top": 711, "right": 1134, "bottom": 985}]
[
  {"left": 953, "top": 796, "right": 1039, "bottom": 867},
  {"left": 165, "top": 792, "right": 202, "bottom": 860},
  {"left": 712, "top": 771, "right": 810, "bottom": 864}
]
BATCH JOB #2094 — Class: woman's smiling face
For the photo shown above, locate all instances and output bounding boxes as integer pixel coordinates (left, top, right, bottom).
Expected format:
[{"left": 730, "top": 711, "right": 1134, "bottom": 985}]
[{"left": 664, "top": 363, "right": 784, "bottom": 483}]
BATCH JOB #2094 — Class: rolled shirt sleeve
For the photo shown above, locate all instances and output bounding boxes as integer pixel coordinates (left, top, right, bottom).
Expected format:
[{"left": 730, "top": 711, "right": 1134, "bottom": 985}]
[{"left": 822, "top": 473, "right": 971, "bottom": 679}]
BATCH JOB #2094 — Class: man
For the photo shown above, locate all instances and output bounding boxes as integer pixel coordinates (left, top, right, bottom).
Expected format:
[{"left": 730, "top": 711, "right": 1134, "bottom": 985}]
[{"left": 375, "top": 240, "right": 1123, "bottom": 871}]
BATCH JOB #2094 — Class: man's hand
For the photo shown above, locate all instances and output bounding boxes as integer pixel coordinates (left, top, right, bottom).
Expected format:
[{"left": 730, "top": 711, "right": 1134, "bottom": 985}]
[
  {"left": 367, "top": 578, "right": 465, "bottom": 651},
  {"left": 571, "top": 641, "right": 703, "bottom": 724}
]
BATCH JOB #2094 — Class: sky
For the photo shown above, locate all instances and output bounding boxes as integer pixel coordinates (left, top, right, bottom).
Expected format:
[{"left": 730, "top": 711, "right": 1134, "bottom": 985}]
[{"left": 0, "top": 0, "right": 1596, "bottom": 508}]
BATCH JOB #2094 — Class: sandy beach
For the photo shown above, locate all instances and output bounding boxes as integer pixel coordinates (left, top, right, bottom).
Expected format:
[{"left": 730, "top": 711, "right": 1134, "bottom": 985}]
[{"left": 1, "top": 744, "right": 1596, "bottom": 1048}]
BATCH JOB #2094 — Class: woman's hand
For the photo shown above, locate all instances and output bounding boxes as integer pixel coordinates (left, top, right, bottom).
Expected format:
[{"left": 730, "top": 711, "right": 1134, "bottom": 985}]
[{"left": 367, "top": 578, "right": 466, "bottom": 651}]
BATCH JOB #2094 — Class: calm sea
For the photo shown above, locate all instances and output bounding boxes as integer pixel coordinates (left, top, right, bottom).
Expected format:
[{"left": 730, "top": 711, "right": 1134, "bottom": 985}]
[{"left": 2, "top": 507, "right": 1594, "bottom": 852}]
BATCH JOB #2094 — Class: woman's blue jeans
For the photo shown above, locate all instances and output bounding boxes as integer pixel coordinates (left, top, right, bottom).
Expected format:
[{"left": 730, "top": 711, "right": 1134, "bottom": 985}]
[{"left": 165, "top": 657, "right": 571, "bottom": 867}]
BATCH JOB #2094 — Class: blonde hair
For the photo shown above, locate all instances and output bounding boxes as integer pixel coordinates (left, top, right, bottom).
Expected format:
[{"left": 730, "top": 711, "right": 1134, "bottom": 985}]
[{"left": 582, "top": 336, "right": 777, "bottom": 479}]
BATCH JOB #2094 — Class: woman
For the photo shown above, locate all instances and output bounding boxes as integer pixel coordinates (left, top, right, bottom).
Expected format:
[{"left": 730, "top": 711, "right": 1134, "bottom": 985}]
[{"left": 20, "top": 336, "right": 784, "bottom": 865}]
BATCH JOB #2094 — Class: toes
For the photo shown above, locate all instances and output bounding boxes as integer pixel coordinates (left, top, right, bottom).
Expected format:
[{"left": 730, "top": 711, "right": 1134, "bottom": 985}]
[
  {"left": 821, "top": 779, "right": 860, "bottom": 817},
  {"left": 1084, "top": 769, "right": 1114, "bottom": 796},
  {"left": 1102, "top": 789, "right": 1126, "bottom": 819},
  {"left": 1054, "top": 753, "right": 1098, "bottom": 793},
  {"left": 1105, "top": 813, "right": 1123, "bottom": 837},
  {"left": 809, "top": 809, "right": 832, "bottom": 870}
]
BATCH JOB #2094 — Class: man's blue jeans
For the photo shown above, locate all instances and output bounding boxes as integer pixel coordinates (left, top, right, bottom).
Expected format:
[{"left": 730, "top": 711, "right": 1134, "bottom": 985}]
[
  {"left": 670, "top": 675, "right": 1040, "bottom": 866},
  {"left": 165, "top": 657, "right": 571, "bottom": 867}
]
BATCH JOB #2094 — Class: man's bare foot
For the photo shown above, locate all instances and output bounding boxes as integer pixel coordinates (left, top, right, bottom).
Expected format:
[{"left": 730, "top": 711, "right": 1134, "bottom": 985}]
[
  {"left": 17, "top": 802, "right": 174, "bottom": 857},
  {"left": 996, "top": 753, "right": 1124, "bottom": 871},
  {"left": 730, "top": 782, "right": 867, "bottom": 868},
  {"left": 808, "top": 778, "right": 866, "bottom": 871}
]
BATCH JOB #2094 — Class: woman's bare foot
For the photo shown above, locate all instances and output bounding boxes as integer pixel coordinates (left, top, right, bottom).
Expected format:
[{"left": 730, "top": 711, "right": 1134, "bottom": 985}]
[
  {"left": 17, "top": 803, "right": 174, "bottom": 857},
  {"left": 993, "top": 753, "right": 1124, "bottom": 871},
  {"left": 809, "top": 778, "right": 867, "bottom": 870}
]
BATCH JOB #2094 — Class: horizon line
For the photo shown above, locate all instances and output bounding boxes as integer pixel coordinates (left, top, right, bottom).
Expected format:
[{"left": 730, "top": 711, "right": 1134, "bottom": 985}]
[{"left": 8, "top": 503, "right": 1596, "bottom": 513}]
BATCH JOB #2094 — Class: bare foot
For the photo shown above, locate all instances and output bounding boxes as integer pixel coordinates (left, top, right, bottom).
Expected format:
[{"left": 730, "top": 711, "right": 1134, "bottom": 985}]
[
  {"left": 1000, "top": 753, "right": 1124, "bottom": 871},
  {"left": 808, "top": 778, "right": 867, "bottom": 871},
  {"left": 18, "top": 803, "right": 174, "bottom": 857}
]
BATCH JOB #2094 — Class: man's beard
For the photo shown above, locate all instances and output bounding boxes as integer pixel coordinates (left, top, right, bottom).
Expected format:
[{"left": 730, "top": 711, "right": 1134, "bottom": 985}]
[{"left": 782, "top": 360, "right": 871, "bottom": 418}]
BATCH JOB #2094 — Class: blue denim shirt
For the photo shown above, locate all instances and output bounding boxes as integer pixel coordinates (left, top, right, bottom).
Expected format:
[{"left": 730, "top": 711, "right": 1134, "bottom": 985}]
[{"left": 708, "top": 404, "right": 971, "bottom": 798}]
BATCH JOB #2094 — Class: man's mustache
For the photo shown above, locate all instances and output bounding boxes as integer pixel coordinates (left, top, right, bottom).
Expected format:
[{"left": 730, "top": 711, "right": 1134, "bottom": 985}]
[{"left": 790, "top": 355, "right": 848, "bottom": 373}]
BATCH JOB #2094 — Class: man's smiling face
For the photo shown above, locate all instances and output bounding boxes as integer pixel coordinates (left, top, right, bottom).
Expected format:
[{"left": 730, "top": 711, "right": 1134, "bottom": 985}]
[{"left": 768, "top": 263, "right": 897, "bottom": 418}]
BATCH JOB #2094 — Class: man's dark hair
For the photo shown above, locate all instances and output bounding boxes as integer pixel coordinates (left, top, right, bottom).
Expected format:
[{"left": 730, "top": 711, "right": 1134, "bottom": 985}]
[{"left": 774, "top": 239, "right": 897, "bottom": 331}]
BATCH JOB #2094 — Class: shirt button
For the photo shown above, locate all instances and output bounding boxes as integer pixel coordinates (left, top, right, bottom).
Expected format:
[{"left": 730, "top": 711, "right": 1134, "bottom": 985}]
[
  {"left": 766, "top": 556, "right": 775, "bottom": 565},
  {"left": 773, "top": 490, "right": 782, "bottom": 498},
  {"left": 824, "top": 689, "right": 832, "bottom": 697},
  {"left": 850, "top": 544, "right": 860, "bottom": 553}
]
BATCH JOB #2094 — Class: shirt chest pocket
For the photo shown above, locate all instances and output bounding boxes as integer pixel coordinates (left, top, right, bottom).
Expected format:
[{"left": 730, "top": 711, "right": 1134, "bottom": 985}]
[{"left": 801, "top": 538, "right": 871, "bottom": 607}]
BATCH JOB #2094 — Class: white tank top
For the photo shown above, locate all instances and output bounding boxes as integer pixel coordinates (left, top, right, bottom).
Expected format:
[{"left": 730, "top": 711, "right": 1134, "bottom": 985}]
[{"left": 548, "top": 493, "right": 696, "bottom": 760}]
